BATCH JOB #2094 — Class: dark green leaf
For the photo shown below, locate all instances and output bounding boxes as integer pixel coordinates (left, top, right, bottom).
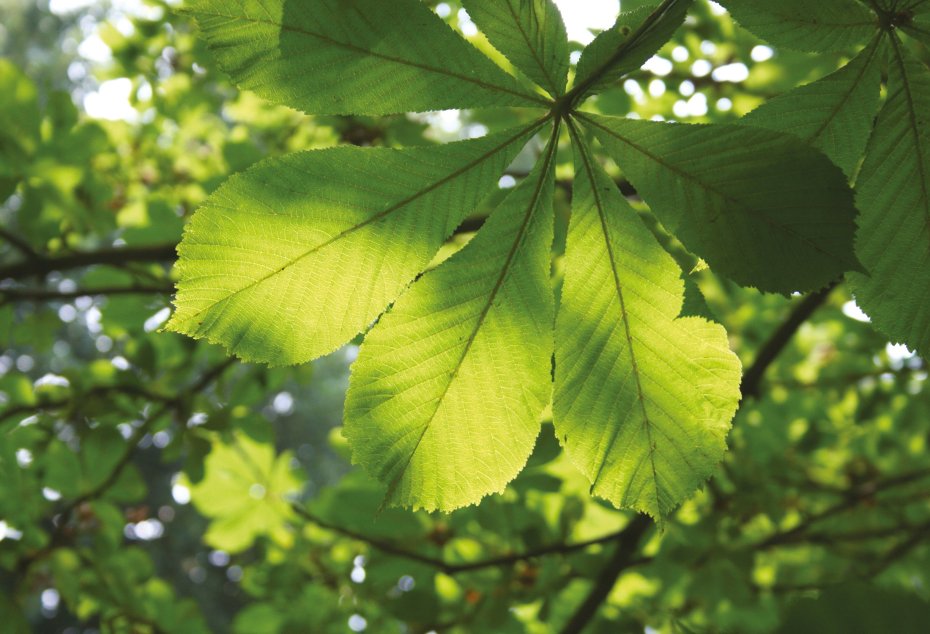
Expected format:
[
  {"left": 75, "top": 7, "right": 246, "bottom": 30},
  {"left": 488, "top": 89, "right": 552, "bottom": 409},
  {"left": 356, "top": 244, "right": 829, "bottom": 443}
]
[
  {"left": 580, "top": 112, "right": 860, "bottom": 293},
  {"left": 183, "top": 0, "right": 548, "bottom": 114}
]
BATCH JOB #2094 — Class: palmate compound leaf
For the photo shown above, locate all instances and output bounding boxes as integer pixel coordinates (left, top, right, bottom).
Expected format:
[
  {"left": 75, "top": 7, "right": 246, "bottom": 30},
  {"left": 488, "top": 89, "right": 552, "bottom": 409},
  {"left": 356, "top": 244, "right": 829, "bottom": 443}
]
[
  {"left": 166, "top": 121, "right": 544, "bottom": 365},
  {"left": 171, "top": 0, "right": 879, "bottom": 517},
  {"left": 578, "top": 112, "right": 861, "bottom": 294},
  {"left": 343, "top": 123, "right": 559, "bottom": 512},
  {"left": 182, "top": 0, "right": 548, "bottom": 116},
  {"left": 572, "top": 0, "right": 692, "bottom": 100},
  {"left": 740, "top": 36, "right": 884, "bottom": 178},
  {"left": 555, "top": 125, "right": 741, "bottom": 521},
  {"left": 719, "top": 0, "right": 878, "bottom": 53},
  {"left": 848, "top": 35, "right": 930, "bottom": 358},
  {"left": 461, "top": 0, "right": 570, "bottom": 98}
]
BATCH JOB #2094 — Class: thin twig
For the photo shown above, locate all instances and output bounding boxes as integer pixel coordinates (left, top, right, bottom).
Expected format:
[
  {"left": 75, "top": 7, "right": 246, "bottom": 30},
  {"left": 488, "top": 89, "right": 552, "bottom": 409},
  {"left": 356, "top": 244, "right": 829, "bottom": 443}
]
[
  {"left": 291, "top": 504, "right": 650, "bottom": 575},
  {"left": 559, "top": 515, "right": 652, "bottom": 634},
  {"left": 0, "top": 227, "right": 39, "bottom": 261},
  {"left": 12, "top": 358, "right": 237, "bottom": 576}
]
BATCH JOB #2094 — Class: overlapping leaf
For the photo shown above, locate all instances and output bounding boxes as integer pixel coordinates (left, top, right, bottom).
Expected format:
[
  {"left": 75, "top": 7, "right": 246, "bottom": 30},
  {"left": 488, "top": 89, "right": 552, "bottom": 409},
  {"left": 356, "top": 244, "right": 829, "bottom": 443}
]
[
  {"left": 167, "top": 123, "right": 542, "bottom": 365},
  {"left": 344, "top": 127, "right": 558, "bottom": 512},
  {"left": 183, "top": 0, "right": 547, "bottom": 115},
  {"left": 580, "top": 112, "right": 860, "bottom": 293},
  {"left": 740, "top": 37, "right": 884, "bottom": 177},
  {"left": 720, "top": 0, "right": 877, "bottom": 52},
  {"left": 572, "top": 0, "right": 691, "bottom": 100},
  {"left": 904, "top": 3, "right": 930, "bottom": 46},
  {"left": 462, "top": 0, "right": 569, "bottom": 97},
  {"left": 555, "top": 131, "right": 741, "bottom": 520},
  {"left": 848, "top": 36, "right": 930, "bottom": 357}
]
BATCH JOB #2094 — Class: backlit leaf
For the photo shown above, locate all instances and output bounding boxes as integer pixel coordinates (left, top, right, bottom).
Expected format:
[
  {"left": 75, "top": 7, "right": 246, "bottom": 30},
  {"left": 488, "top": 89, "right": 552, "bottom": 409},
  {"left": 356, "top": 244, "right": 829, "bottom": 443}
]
[
  {"left": 554, "top": 129, "right": 740, "bottom": 520},
  {"left": 462, "top": 0, "right": 570, "bottom": 97},
  {"left": 183, "top": 0, "right": 548, "bottom": 115},
  {"left": 343, "top": 125, "right": 559, "bottom": 512},
  {"left": 167, "top": 122, "right": 542, "bottom": 365}
]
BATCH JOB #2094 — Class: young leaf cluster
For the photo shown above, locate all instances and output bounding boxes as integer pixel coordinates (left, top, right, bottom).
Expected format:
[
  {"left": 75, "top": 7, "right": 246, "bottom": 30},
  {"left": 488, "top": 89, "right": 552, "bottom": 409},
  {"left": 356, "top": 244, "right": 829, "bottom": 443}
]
[{"left": 167, "top": 0, "right": 923, "bottom": 521}]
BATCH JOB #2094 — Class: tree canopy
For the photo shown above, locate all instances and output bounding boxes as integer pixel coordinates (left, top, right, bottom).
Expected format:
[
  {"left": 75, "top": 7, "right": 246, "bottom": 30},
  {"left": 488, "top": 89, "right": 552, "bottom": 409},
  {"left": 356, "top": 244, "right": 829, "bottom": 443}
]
[{"left": 2, "top": 0, "right": 930, "bottom": 632}]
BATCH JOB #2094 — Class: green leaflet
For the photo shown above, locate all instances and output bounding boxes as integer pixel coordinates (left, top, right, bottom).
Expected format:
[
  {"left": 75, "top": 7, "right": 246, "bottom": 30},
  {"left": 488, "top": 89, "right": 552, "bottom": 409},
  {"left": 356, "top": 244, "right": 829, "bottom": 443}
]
[
  {"left": 740, "top": 36, "right": 884, "bottom": 178},
  {"left": 183, "top": 0, "right": 547, "bottom": 115},
  {"left": 167, "top": 122, "right": 542, "bottom": 365},
  {"left": 462, "top": 0, "right": 569, "bottom": 98},
  {"left": 572, "top": 0, "right": 692, "bottom": 100},
  {"left": 343, "top": 124, "right": 559, "bottom": 512},
  {"left": 720, "top": 0, "right": 877, "bottom": 52},
  {"left": 848, "top": 36, "right": 930, "bottom": 358},
  {"left": 579, "top": 112, "right": 860, "bottom": 294},
  {"left": 555, "top": 127, "right": 740, "bottom": 521}
]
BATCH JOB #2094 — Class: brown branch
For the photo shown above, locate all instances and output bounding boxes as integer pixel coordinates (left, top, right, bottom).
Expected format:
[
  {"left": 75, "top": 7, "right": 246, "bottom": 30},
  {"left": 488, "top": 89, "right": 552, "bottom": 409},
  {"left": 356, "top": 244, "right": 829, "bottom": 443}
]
[
  {"left": 13, "top": 358, "right": 237, "bottom": 576},
  {"left": 0, "top": 243, "right": 177, "bottom": 281},
  {"left": 757, "top": 466, "right": 930, "bottom": 550},
  {"left": 0, "top": 284, "right": 173, "bottom": 303},
  {"left": 291, "top": 504, "right": 651, "bottom": 575},
  {"left": 0, "top": 227, "right": 39, "bottom": 261},
  {"left": 863, "top": 519, "right": 930, "bottom": 578},
  {"left": 740, "top": 281, "right": 837, "bottom": 399},
  {"left": 0, "top": 399, "right": 69, "bottom": 427},
  {"left": 559, "top": 515, "right": 652, "bottom": 634}
]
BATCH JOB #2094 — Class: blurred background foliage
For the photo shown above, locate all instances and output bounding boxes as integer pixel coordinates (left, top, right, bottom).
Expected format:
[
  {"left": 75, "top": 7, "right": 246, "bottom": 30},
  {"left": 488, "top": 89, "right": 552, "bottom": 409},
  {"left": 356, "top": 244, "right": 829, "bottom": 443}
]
[{"left": 1, "top": 0, "right": 929, "bottom": 632}]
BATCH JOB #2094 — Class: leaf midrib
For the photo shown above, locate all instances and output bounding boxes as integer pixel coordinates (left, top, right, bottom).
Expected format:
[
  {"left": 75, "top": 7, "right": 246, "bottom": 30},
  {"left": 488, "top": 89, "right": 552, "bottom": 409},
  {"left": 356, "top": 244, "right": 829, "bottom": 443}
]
[
  {"left": 504, "top": 0, "right": 561, "bottom": 97},
  {"left": 806, "top": 35, "right": 882, "bottom": 146},
  {"left": 568, "top": 120, "right": 660, "bottom": 508},
  {"left": 889, "top": 33, "right": 930, "bottom": 232},
  {"left": 383, "top": 119, "right": 560, "bottom": 506},
  {"left": 172, "top": 119, "right": 546, "bottom": 331},
  {"left": 578, "top": 112, "right": 852, "bottom": 265},
  {"left": 189, "top": 7, "right": 550, "bottom": 107}
]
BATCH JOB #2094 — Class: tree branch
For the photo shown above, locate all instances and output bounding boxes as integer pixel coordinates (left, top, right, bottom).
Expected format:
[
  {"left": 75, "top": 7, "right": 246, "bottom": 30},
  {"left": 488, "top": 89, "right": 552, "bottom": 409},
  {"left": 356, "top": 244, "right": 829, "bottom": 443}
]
[
  {"left": 12, "top": 358, "right": 237, "bottom": 576},
  {"left": 0, "top": 243, "right": 177, "bottom": 281},
  {"left": 559, "top": 515, "right": 652, "bottom": 634},
  {"left": 291, "top": 504, "right": 652, "bottom": 576},
  {"left": 0, "top": 284, "right": 174, "bottom": 304},
  {"left": 756, "top": 466, "right": 930, "bottom": 550},
  {"left": 740, "top": 281, "right": 837, "bottom": 399},
  {"left": 0, "top": 227, "right": 40, "bottom": 261}
]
